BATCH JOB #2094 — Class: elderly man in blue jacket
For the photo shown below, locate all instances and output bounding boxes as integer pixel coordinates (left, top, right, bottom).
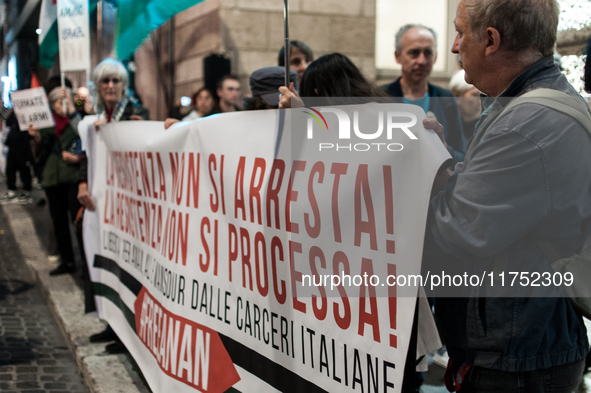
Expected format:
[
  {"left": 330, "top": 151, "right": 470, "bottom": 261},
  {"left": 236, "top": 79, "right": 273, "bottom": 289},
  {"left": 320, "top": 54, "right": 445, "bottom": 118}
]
[{"left": 424, "top": 0, "right": 591, "bottom": 391}]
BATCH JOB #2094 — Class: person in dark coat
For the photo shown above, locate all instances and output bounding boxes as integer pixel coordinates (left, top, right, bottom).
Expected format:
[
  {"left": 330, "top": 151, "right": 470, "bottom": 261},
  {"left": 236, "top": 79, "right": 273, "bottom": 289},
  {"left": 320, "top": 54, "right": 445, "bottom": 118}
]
[
  {"left": 28, "top": 87, "right": 84, "bottom": 275},
  {"left": 1, "top": 111, "right": 33, "bottom": 204}
]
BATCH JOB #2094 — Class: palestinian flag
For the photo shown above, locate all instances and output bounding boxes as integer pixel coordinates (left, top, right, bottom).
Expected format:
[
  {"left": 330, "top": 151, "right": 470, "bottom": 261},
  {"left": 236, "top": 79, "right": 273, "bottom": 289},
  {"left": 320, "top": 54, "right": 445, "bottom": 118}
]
[
  {"left": 116, "top": 0, "right": 205, "bottom": 60},
  {"left": 38, "top": 0, "right": 59, "bottom": 68}
]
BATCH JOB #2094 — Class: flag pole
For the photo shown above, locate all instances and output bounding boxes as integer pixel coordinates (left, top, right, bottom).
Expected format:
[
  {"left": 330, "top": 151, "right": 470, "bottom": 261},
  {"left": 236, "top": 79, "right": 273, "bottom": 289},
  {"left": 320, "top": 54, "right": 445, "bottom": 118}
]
[
  {"left": 58, "top": 0, "right": 66, "bottom": 115},
  {"left": 97, "top": 0, "right": 103, "bottom": 59},
  {"left": 60, "top": 70, "right": 67, "bottom": 116},
  {"left": 86, "top": 0, "right": 93, "bottom": 110},
  {"left": 283, "top": 0, "right": 290, "bottom": 87}
]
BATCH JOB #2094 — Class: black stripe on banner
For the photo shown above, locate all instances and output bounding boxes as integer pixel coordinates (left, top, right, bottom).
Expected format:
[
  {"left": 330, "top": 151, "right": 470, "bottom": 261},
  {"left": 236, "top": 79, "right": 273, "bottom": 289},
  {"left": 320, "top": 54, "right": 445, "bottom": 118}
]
[
  {"left": 219, "top": 334, "right": 327, "bottom": 393},
  {"left": 92, "top": 282, "right": 137, "bottom": 334},
  {"left": 92, "top": 255, "right": 323, "bottom": 392},
  {"left": 93, "top": 254, "right": 143, "bottom": 296}
]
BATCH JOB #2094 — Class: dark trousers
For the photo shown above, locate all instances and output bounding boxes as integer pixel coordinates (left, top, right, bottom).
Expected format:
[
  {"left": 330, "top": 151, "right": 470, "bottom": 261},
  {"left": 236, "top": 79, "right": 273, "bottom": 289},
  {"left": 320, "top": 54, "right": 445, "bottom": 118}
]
[
  {"left": 6, "top": 148, "right": 32, "bottom": 191},
  {"left": 45, "top": 183, "right": 83, "bottom": 267},
  {"left": 458, "top": 359, "right": 585, "bottom": 393}
]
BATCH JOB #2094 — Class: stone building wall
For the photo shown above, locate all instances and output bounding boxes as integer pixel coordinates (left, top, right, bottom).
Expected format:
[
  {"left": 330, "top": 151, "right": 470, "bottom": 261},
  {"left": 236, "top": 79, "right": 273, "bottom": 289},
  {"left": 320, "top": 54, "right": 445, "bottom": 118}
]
[
  {"left": 217, "top": 0, "right": 377, "bottom": 93},
  {"left": 135, "top": 0, "right": 376, "bottom": 119}
]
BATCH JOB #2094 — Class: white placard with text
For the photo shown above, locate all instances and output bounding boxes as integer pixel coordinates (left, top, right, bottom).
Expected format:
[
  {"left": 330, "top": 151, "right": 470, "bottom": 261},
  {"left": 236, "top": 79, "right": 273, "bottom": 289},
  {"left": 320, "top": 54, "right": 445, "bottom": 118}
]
[{"left": 11, "top": 88, "right": 54, "bottom": 131}]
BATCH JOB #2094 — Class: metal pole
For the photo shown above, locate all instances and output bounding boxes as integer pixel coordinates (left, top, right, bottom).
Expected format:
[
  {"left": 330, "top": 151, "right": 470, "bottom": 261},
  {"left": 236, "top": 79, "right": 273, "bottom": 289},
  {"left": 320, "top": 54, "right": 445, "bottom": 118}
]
[
  {"left": 168, "top": 18, "right": 175, "bottom": 118},
  {"left": 97, "top": 0, "right": 103, "bottom": 59},
  {"left": 87, "top": 0, "right": 93, "bottom": 92},
  {"left": 57, "top": 0, "right": 67, "bottom": 115},
  {"left": 60, "top": 72, "right": 67, "bottom": 115},
  {"left": 283, "top": 0, "right": 290, "bottom": 87}
]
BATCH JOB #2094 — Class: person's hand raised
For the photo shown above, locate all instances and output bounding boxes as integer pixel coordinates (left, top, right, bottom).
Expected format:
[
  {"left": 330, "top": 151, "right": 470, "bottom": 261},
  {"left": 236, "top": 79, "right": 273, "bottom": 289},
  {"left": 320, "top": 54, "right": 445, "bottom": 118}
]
[
  {"left": 60, "top": 86, "right": 76, "bottom": 115},
  {"left": 279, "top": 82, "right": 303, "bottom": 109},
  {"left": 28, "top": 124, "right": 39, "bottom": 141}
]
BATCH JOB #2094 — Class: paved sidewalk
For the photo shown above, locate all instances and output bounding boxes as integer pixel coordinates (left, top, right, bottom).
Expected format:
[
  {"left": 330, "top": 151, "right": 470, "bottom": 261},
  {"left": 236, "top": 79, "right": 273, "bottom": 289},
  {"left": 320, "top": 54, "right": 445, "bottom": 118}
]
[
  {"left": 0, "top": 206, "right": 88, "bottom": 392},
  {"left": 0, "top": 179, "right": 150, "bottom": 393}
]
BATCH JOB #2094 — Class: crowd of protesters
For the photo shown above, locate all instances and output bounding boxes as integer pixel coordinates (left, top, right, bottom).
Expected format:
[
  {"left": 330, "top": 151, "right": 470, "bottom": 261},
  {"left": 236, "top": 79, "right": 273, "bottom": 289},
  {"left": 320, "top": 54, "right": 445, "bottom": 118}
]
[{"left": 2, "top": 0, "right": 591, "bottom": 391}]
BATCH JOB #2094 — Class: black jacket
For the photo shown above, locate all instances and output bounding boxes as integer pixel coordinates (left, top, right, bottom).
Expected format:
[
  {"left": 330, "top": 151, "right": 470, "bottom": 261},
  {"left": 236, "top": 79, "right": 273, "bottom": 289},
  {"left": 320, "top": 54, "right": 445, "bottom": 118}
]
[{"left": 4, "top": 112, "right": 32, "bottom": 152}]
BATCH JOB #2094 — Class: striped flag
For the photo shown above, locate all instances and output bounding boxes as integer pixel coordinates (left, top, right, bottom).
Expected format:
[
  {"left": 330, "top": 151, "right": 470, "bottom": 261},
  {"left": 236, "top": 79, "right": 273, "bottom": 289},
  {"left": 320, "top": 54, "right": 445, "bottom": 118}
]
[
  {"left": 38, "top": 0, "right": 59, "bottom": 68},
  {"left": 31, "top": 72, "right": 42, "bottom": 88},
  {"left": 116, "top": 0, "right": 205, "bottom": 60}
]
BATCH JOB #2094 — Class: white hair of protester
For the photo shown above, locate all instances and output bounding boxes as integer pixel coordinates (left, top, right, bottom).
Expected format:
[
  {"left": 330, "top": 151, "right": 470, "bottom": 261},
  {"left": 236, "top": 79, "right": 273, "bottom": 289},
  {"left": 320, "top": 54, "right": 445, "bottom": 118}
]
[
  {"left": 449, "top": 70, "right": 474, "bottom": 96},
  {"left": 91, "top": 58, "right": 130, "bottom": 111}
]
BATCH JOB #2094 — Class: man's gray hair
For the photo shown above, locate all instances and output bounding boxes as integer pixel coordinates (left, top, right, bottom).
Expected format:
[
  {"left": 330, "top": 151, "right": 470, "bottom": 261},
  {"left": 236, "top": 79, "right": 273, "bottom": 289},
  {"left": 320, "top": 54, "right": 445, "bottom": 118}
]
[
  {"left": 464, "top": 0, "right": 559, "bottom": 57},
  {"left": 92, "top": 58, "right": 129, "bottom": 110},
  {"left": 395, "top": 24, "right": 438, "bottom": 53}
]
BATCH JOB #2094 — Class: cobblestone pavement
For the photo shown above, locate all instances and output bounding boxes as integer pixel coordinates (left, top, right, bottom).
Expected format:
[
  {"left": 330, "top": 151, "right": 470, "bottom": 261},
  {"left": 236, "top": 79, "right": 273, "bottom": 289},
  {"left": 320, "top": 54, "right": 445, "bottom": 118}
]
[{"left": 0, "top": 208, "right": 88, "bottom": 393}]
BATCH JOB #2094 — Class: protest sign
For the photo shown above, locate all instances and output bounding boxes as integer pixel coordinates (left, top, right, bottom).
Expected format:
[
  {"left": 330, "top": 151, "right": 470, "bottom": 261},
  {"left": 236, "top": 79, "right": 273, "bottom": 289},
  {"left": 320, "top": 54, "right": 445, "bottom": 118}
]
[
  {"left": 10, "top": 87, "right": 54, "bottom": 131},
  {"left": 83, "top": 104, "right": 450, "bottom": 392},
  {"left": 57, "top": 0, "right": 90, "bottom": 72}
]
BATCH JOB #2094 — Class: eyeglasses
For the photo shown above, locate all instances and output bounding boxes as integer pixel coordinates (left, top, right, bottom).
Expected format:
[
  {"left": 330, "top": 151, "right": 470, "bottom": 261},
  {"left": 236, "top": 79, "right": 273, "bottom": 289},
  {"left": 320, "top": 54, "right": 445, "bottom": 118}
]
[{"left": 100, "top": 77, "right": 122, "bottom": 85}]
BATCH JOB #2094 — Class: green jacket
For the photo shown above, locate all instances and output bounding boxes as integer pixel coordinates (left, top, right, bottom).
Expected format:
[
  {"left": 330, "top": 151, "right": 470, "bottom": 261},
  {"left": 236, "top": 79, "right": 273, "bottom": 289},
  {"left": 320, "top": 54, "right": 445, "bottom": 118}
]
[{"left": 38, "top": 113, "right": 82, "bottom": 188}]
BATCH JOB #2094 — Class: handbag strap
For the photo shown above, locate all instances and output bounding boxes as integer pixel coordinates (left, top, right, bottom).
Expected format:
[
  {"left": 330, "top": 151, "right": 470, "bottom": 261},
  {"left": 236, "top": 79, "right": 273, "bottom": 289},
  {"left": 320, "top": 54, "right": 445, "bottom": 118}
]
[
  {"left": 491, "top": 89, "right": 591, "bottom": 272},
  {"left": 535, "top": 240, "right": 562, "bottom": 263},
  {"left": 496, "top": 88, "right": 591, "bottom": 137}
]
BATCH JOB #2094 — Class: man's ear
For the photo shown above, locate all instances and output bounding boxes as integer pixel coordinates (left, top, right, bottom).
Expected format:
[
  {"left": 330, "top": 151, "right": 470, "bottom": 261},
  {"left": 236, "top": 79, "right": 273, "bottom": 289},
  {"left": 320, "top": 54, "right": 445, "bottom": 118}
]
[
  {"left": 394, "top": 50, "right": 401, "bottom": 64},
  {"left": 484, "top": 27, "right": 501, "bottom": 56}
]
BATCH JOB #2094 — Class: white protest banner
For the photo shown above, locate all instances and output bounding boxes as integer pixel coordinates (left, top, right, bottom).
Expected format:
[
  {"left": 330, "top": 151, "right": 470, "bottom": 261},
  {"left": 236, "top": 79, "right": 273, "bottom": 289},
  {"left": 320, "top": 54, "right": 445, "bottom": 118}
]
[
  {"left": 83, "top": 104, "right": 450, "bottom": 393},
  {"left": 77, "top": 113, "right": 98, "bottom": 152},
  {"left": 10, "top": 87, "right": 54, "bottom": 131},
  {"left": 57, "top": 0, "right": 90, "bottom": 72}
]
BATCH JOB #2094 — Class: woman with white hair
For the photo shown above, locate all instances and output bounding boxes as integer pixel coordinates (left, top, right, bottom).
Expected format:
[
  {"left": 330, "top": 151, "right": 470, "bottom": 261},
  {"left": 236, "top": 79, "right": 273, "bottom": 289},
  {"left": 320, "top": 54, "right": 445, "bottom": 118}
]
[
  {"left": 77, "top": 58, "right": 149, "bottom": 210},
  {"left": 28, "top": 87, "right": 84, "bottom": 276},
  {"left": 91, "top": 58, "right": 149, "bottom": 124},
  {"left": 76, "top": 58, "right": 148, "bottom": 354}
]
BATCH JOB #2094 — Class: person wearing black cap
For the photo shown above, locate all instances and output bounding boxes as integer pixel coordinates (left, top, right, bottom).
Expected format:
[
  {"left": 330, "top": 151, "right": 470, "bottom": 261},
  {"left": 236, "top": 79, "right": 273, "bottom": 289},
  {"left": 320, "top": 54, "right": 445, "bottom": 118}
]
[{"left": 244, "top": 66, "right": 298, "bottom": 110}]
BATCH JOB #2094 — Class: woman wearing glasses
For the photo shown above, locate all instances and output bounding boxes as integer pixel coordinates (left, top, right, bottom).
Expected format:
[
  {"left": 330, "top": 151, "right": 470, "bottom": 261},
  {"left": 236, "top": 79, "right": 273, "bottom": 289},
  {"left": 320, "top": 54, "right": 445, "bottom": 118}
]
[
  {"left": 92, "top": 58, "right": 149, "bottom": 125},
  {"left": 77, "top": 58, "right": 149, "bottom": 211},
  {"left": 77, "top": 58, "right": 148, "bottom": 353}
]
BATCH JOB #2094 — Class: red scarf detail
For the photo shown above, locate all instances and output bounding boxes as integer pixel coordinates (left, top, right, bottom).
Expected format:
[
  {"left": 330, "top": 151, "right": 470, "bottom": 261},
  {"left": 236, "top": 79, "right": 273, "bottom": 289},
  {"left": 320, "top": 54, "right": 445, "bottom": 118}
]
[
  {"left": 52, "top": 112, "right": 70, "bottom": 138},
  {"left": 106, "top": 108, "right": 114, "bottom": 122}
]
